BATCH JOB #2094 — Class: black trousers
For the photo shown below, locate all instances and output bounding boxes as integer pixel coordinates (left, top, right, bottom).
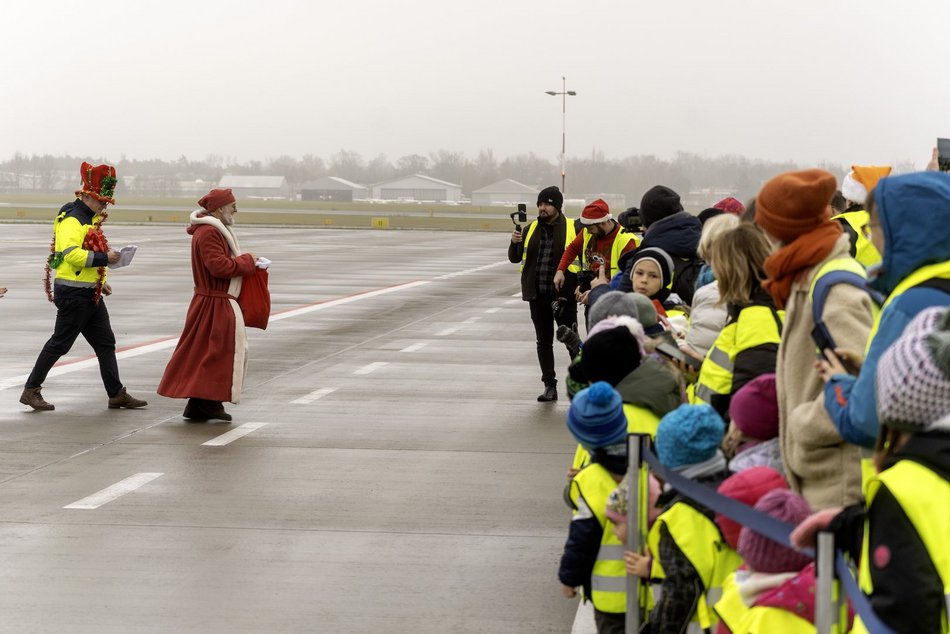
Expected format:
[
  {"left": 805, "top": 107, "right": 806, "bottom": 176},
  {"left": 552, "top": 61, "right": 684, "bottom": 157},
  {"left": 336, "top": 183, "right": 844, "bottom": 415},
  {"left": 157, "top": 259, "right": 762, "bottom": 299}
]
[
  {"left": 26, "top": 296, "right": 123, "bottom": 397},
  {"left": 528, "top": 295, "right": 577, "bottom": 388}
]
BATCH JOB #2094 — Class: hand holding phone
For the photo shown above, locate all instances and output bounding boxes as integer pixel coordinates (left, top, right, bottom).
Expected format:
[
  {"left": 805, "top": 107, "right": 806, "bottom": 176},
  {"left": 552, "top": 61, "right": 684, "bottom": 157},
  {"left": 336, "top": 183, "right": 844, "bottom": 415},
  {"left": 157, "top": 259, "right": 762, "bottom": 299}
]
[{"left": 937, "top": 138, "right": 950, "bottom": 172}]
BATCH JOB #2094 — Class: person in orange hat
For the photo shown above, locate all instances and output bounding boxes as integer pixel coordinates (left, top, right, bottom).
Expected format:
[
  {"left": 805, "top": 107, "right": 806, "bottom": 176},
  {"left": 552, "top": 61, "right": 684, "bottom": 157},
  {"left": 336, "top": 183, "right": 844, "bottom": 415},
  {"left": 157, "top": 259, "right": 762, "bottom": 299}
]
[
  {"left": 157, "top": 188, "right": 265, "bottom": 422},
  {"left": 755, "top": 169, "right": 873, "bottom": 510},
  {"left": 20, "top": 162, "right": 147, "bottom": 412},
  {"left": 835, "top": 164, "right": 891, "bottom": 267}
]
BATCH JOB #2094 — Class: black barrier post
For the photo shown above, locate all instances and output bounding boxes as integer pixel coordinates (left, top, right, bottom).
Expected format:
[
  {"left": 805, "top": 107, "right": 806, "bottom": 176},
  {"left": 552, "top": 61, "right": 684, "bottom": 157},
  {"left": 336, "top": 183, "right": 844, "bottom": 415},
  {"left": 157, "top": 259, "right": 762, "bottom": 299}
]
[
  {"left": 816, "top": 532, "right": 835, "bottom": 634},
  {"left": 625, "top": 434, "right": 649, "bottom": 633}
]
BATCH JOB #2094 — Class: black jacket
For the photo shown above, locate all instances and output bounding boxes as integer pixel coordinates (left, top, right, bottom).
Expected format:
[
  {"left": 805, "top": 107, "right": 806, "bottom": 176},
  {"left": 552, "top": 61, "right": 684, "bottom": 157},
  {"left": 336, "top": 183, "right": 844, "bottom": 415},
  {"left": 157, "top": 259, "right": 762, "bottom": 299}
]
[
  {"left": 507, "top": 214, "right": 577, "bottom": 301},
  {"left": 830, "top": 431, "right": 950, "bottom": 634}
]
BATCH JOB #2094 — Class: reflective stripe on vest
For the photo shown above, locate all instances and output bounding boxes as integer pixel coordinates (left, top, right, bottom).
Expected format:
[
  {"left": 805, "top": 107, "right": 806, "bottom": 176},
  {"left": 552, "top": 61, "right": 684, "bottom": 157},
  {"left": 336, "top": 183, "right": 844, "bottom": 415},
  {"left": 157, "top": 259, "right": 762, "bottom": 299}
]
[
  {"left": 833, "top": 210, "right": 882, "bottom": 268},
  {"left": 856, "top": 460, "right": 950, "bottom": 634},
  {"left": 581, "top": 227, "right": 638, "bottom": 278},
  {"left": 647, "top": 502, "right": 743, "bottom": 629},
  {"left": 691, "top": 305, "right": 783, "bottom": 406},
  {"left": 571, "top": 463, "right": 626, "bottom": 614},
  {"left": 521, "top": 218, "right": 579, "bottom": 273},
  {"left": 866, "top": 260, "right": 950, "bottom": 353}
]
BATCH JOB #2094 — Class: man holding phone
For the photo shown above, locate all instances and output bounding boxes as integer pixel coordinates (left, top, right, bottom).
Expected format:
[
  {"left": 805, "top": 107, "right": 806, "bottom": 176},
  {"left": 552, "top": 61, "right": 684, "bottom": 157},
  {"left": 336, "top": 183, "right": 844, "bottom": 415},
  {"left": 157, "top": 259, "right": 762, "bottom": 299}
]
[{"left": 508, "top": 186, "right": 579, "bottom": 402}]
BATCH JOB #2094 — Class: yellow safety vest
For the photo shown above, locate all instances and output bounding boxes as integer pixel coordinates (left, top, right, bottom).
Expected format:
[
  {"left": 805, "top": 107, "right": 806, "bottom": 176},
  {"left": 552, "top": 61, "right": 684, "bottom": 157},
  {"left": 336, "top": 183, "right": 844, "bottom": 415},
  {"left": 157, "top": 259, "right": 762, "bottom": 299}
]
[
  {"left": 865, "top": 259, "right": 950, "bottom": 350},
  {"left": 521, "top": 217, "right": 579, "bottom": 273},
  {"left": 647, "top": 501, "right": 743, "bottom": 629},
  {"left": 50, "top": 209, "right": 109, "bottom": 288},
  {"left": 573, "top": 403, "right": 662, "bottom": 472},
  {"left": 733, "top": 605, "right": 816, "bottom": 633},
  {"left": 833, "top": 210, "right": 882, "bottom": 269},
  {"left": 713, "top": 571, "right": 747, "bottom": 632},
  {"left": 570, "top": 463, "right": 627, "bottom": 614},
  {"left": 581, "top": 228, "right": 639, "bottom": 278},
  {"left": 690, "top": 305, "right": 783, "bottom": 406},
  {"left": 854, "top": 459, "right": 950, "bottom": 634}
]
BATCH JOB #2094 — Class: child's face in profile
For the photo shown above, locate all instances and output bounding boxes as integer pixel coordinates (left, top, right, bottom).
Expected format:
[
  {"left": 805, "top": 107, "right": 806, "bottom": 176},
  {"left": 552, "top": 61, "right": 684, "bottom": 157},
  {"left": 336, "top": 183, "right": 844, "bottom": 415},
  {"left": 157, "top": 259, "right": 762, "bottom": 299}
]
[{"left": 631, "top": 260, "right": 662, "bottom": 297}]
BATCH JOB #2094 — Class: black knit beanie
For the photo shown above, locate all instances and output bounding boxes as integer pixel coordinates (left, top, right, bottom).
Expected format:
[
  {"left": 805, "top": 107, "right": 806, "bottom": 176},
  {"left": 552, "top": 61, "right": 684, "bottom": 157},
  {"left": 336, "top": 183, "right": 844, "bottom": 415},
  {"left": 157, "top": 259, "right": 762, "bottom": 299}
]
[
  {"left": 639, "top": 185, "right": 683, "bottom": 228},
  {"left": 537, "top": 185, "right": 563, "bottom": 211}
]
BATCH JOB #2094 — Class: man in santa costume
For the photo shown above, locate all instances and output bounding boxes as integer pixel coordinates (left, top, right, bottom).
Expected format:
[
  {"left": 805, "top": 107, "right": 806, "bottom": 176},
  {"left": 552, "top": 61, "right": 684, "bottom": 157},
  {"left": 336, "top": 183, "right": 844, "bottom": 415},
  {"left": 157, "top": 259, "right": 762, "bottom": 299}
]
[
  {"left": 21, "top": 162, "right": 148, "bottom": 411},
  {"left": 157, "top": 188, "right": 261, "bottom": 422}
]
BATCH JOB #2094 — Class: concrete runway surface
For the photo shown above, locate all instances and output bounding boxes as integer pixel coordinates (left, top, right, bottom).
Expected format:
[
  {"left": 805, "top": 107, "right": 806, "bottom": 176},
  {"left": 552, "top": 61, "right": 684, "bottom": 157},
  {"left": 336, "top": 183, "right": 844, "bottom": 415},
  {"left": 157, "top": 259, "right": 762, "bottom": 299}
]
[{"left": 0, "top": 223, "right": 586, "bottom": 633}]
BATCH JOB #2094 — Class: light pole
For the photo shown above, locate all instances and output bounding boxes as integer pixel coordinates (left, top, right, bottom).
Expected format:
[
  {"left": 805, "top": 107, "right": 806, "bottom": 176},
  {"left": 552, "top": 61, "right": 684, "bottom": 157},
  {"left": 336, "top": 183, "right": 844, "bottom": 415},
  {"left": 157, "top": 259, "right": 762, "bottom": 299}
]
[{"left": 545, "top": 76, "right": 576, "bottom": 194}]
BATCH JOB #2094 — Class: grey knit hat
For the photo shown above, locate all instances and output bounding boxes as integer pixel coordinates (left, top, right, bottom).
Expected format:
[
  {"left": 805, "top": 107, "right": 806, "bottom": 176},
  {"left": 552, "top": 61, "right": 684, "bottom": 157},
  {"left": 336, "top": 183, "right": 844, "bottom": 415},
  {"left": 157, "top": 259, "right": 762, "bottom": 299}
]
[
  {"left": 876, "top": 306, "right": 950, "bottom": 433},
  {"left": 589, "top": 291, "right": 640, "bottom": 329}
]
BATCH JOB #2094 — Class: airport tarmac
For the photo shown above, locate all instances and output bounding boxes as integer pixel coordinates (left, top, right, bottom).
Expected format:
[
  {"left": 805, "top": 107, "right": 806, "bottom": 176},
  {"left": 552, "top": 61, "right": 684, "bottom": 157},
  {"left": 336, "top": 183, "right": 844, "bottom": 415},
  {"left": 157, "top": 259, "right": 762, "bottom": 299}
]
[{"left": 0, "top": 222, "right": 586, "bottom": 633}]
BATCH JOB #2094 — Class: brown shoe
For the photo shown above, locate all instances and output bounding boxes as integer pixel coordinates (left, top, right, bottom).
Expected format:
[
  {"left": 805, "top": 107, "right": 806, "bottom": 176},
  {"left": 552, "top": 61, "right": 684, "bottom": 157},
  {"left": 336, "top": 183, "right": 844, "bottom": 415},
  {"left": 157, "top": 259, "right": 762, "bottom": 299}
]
[
  {"left": 20, "top": 387, "right": 54, "bottom": 411},
  {"left": 108, "top": 388, "right": 147, "bottom": 409}
]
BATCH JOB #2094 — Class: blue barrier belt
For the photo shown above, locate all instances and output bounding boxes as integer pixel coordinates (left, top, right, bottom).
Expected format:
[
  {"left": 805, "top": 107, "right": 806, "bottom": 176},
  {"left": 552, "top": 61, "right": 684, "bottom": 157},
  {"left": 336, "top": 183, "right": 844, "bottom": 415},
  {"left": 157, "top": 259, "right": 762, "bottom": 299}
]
[
  {"left": 836, "top": 551, "right": 895, "bottom": 634},
  {"left": 641, "top": 444, "right": 896, "bottom": 634}
]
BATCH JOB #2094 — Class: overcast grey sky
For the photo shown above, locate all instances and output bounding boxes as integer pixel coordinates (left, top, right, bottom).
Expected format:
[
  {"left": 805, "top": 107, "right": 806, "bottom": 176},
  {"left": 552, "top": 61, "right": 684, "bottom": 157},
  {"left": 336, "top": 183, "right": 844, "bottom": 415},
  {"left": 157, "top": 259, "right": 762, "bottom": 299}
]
[{"left": 3, "top": 0, "right": 947, "bottom": 169}]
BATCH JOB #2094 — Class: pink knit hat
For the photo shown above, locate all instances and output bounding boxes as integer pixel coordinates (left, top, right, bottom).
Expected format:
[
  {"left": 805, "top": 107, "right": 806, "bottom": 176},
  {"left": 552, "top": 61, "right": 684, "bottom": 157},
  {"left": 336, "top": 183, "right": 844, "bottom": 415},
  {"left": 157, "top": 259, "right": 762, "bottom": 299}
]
[
  {"left": 738, "top": 489, "right": 812, "bottom": 573},
  {"left": 729, "top": 374, "right": 779, "bottom": 441},
  {"left": 716, "top": 466, "right": 788, "bottom": 550}
]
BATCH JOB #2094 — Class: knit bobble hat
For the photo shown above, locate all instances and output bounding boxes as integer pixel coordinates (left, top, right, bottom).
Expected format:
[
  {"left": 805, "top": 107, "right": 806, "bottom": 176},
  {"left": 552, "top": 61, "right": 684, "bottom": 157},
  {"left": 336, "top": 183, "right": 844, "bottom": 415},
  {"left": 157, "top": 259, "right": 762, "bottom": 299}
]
[
  {"left": 655, "top": 404, "right": 726, "bottom": 469},
  {"left": 627, "top": 247, "right": 675, "bottom": 289},
  {"left": 715, "top": 467, "right": 788, "bottom": 550},
  {"left": 580, "top": 198, "right": 612, "bottom": 225},
  {"left": 580, "top": 317, "right": 644, "bottom": 386},
  {"left": 629, "top": 293, "right": 659, "bottom": 330},
  {"left": 754, "top": 169, "right": 837, "bottom": 243},
  {"left": 729, "top": 374, "right": 780, "bottom": 441},
  {"left": 841, "top": 165, "right": 892, "bottom": 204},
  {"left": 537, "top": 185, "right": 563, "bottom": 211},
  {"left": 713, "top": 196, "right": 746, "bottom": 215},
  {"left": 738, "top": 489, "right": 813, "bottom": 573},
  {"left": 876, "top": 306, "right": 950, "bottom": 433},
  {"left": 566, "top": 381, "right": 628, "bottom": 450},
  {"left": 639, "top": 185, "right": 684, "bottom": 228},
  {"left": 589, "top": 291, "right": 640, "bottom": 328}
]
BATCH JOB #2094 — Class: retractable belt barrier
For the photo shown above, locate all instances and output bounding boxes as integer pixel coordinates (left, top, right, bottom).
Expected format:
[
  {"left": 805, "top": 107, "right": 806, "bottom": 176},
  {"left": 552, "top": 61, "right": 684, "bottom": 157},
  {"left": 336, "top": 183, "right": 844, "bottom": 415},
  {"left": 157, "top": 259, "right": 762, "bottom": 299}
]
[{"left": 629, "top": 436, "right": 895, "bottom": 634}]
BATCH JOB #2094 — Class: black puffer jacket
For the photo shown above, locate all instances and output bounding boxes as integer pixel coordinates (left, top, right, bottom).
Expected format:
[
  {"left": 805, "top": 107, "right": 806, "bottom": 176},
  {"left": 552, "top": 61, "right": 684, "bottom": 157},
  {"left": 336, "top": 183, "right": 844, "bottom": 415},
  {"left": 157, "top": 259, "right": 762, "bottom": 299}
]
[{"left": 617, "top": 212, "right": 703, "bottom": 304}]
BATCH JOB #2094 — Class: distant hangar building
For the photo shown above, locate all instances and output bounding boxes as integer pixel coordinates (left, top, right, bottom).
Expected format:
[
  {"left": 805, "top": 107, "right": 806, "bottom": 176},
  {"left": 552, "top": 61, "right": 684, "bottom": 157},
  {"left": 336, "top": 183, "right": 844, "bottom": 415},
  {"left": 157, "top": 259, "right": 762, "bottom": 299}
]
[
  {"left": 299, "top": 176, "right": 369, "bottom": 202},
  {"left": 371, "top": 174, "right": 462, "bottom": 203},
  {"left": 218, "top": 175, "right": 292, "bottom": 200},
  {"left": 470, "top": 179, "right": 539, "bottom": 206}
]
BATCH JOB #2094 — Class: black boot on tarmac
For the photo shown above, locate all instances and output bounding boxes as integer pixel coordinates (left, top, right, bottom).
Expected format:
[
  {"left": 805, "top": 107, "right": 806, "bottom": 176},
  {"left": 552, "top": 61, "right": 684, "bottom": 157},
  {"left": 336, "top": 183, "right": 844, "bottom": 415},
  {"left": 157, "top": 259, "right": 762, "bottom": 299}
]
[{"left": 537, "top": 386, "right": 558, "bottom": 402}]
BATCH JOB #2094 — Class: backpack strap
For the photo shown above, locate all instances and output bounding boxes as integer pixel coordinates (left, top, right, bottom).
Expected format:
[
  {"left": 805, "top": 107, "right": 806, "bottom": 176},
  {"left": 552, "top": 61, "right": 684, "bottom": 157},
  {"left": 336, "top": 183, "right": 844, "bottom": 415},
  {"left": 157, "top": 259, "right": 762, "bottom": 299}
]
[{"left": 810, "top": 264, "right": 884, "bottom": 351}]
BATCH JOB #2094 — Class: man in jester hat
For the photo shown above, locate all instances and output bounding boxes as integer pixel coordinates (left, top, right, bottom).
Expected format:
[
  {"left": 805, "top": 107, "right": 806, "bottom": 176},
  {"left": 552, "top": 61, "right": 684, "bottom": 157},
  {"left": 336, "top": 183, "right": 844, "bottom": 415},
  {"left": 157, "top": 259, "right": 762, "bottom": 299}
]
[{"left": 20, "top": 162, "right": 147, "bottom": 412}]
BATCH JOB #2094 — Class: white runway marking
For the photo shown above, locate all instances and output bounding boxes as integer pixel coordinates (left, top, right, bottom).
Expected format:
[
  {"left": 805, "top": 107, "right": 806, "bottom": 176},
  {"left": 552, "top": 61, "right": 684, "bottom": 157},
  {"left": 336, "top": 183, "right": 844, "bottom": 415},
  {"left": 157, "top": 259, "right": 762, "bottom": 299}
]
[
  {"left": 484, "top": 307, "right": 501, "bottom": 314},
  {"left": 64, "top": 472, "right": 164, "bottom": 510},
  {"left": 202, "top": 422, "right": 268, "bottom": 446},
  {"left": 433, "top": 261, "right": 507, "bottom": 280},
  {"left": 400, "top": 343, "right": 427, "bottom": 352},
  {"left": 510, "top": 292, "right": 521, "bottom": 297},
  {"left": 504, "top": 299, "right": 519, "bottom": 305},
  {"left": 291, "top": 387, "right": 338, "bottom": 405},
  {"left": 353, "top": 362, "right": 388, "bottom": 375},
  {"left": 436, "top": 326, "right": 461, "bottom": 336}
]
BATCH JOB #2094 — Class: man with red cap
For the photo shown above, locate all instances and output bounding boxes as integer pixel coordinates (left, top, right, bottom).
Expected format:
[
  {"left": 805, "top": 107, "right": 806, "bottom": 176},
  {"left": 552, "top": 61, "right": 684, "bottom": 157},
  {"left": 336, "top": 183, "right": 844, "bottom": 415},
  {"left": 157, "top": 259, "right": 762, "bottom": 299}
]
[
  {"left": 553, "top": 199, "right": 638, "bottom": 313},
  {"left": 20, "top": 162, "right": 147, "bottom": 411},
  {"left": 157, "top": 189, "right": 264, "bottom": 422}
]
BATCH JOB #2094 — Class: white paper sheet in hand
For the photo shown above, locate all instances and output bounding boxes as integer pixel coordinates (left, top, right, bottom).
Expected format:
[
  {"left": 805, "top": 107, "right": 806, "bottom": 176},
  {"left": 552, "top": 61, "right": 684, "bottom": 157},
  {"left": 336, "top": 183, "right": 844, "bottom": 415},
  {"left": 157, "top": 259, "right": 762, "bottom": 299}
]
[{"left": 108, "top": 245, "right": 138, "bottom": 269}]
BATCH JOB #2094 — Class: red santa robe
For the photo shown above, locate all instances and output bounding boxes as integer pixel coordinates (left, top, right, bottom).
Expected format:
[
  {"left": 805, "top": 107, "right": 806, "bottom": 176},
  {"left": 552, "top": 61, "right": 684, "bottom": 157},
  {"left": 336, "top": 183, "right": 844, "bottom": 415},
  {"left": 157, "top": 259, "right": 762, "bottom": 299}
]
[{"left": 158, "top": 210, "right": 257, "bottom": 403}]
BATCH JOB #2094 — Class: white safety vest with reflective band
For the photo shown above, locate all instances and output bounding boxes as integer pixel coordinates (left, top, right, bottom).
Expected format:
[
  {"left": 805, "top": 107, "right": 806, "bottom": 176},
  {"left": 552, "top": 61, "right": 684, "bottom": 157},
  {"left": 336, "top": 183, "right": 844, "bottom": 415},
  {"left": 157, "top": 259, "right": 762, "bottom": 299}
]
[
  {"left": 520, "top": 218, "right": 579, "bottom": 273},
  {"left": 690, "top": 305, "right": 783, "bottom": 406},
  {"left": 833, "top": 210, "right": 882, "bottom": 269},
  {"left": 570, "top": 464, "right": 626, "bottom": 613},
  {"left": 581, "top": 228, "right": 638, "bottom": 278},
  {"left": 853, "top": 459, "right": 950, "bottom": 634},
  {"left": 647, "top": 501, "right": 743, "bottom": 629}
]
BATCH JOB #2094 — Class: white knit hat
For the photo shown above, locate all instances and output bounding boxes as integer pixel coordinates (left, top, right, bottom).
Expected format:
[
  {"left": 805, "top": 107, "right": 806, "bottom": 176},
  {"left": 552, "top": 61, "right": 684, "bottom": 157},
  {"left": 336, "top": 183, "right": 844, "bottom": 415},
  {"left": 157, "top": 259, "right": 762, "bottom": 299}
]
[
  {"left": 876, "top": 306, "right": 950, "bottom": 432},
  {"left": 840, "top": 171, "right": 867, "bottom": 205}
]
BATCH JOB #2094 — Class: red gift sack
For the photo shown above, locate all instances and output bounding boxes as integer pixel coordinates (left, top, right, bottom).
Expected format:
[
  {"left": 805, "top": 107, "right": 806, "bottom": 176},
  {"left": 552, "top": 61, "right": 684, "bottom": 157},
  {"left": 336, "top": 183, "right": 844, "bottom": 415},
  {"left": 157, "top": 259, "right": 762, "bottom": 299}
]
[{"left": 238, "top": 268, "right": 271, "bottom": 330}]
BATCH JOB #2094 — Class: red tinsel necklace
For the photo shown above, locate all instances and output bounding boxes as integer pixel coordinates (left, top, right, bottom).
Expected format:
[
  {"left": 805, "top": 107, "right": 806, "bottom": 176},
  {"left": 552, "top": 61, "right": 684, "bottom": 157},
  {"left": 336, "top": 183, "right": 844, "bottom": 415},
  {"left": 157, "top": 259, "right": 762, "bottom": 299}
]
[{"left": 44, "top": 209, "right": 109, "bottom": 304}]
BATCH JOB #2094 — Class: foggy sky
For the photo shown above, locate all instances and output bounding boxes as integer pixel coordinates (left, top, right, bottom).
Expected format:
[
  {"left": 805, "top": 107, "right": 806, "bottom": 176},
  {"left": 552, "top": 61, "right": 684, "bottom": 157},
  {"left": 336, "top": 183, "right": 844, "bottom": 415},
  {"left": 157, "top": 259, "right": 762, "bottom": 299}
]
[{"left": 3, "top": 0, "right": 947, "bottom": 169}]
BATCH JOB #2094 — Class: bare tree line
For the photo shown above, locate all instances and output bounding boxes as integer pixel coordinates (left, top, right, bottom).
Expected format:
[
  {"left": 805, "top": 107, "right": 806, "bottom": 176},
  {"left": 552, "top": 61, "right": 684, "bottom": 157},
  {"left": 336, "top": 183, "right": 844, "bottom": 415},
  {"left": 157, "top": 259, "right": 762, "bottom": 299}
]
[{"left": 0, "top": 150, "right": 917, "bottom": 204}]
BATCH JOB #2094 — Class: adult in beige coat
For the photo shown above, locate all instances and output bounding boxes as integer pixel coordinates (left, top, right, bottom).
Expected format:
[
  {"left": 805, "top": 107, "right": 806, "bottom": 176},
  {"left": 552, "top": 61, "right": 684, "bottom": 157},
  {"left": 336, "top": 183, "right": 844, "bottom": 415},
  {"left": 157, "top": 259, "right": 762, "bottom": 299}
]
[{"left": 755, "top": 170, "right": 873, "bottom": 510}]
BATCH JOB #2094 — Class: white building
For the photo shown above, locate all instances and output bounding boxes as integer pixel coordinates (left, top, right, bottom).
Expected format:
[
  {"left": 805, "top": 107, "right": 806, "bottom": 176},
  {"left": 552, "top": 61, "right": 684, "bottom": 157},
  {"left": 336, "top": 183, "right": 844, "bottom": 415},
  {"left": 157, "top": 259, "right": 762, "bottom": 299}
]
[
  {"left": 371, "top": 174, "right": 462, "bottom": 203},
  {"left": 218, "top": 175, "right": 291, "bottom": 200},
  {"left": 300, "top": 176, "right": 369, "bottom": 202},
  {"left": 470, "top": 179, "right": 538, "bottom": 206}
]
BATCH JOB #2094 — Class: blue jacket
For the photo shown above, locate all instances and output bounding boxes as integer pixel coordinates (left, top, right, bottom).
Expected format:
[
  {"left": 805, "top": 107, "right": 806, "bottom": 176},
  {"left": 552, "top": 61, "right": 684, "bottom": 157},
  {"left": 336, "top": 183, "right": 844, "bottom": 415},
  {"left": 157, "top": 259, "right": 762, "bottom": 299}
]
[{"left": 824, "top": 172, "right": 950, "bottom": 447}]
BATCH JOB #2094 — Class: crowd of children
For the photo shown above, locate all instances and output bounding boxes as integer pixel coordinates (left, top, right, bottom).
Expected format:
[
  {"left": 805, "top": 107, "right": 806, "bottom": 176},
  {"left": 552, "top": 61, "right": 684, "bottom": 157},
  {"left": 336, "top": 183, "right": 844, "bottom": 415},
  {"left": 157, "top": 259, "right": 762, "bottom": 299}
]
[{"left": 551, "top": 163, "right": 950, "bottom": 633}]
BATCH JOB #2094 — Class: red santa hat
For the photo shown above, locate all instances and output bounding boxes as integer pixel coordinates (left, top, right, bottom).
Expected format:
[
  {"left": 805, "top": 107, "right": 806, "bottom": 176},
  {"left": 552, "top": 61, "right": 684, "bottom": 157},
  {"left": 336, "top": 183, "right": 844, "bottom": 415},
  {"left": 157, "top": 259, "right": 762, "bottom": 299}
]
[
  {"left": 198, "top": 188, "right": 236, "bottom": 212},
  {"left": 580, "top": 199, "right": 612, "bottom": 225},
  {"left": 75, "top": 162, "right": 118, "bottom": 204}
]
